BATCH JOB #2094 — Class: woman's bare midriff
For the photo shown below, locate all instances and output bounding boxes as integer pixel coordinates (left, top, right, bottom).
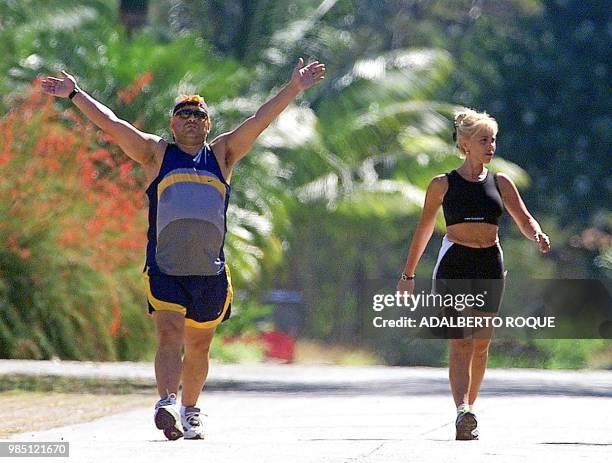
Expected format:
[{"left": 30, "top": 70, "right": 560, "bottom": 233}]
[{"left": 446, "top": 223, "right": 499, "bottom": 248}]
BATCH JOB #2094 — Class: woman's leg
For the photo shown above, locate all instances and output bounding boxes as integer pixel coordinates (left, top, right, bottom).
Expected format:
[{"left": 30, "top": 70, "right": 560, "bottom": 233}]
[
  {"left": 448, "top": 338, "right": 474, "bottom": 406},
  {"left": 468, "top": 337, "right": 492, "bottom": 406},
  {"left": 450, "top": 337, "right": 480, "bottom": 440},
  {"left": 467, "top": 269, "right": 503, "bottom": 406}
]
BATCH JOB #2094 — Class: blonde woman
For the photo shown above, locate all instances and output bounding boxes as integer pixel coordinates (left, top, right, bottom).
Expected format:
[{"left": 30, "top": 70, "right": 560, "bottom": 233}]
[{"left": 397, "top": 108, "right": 550, "bottom": 440}]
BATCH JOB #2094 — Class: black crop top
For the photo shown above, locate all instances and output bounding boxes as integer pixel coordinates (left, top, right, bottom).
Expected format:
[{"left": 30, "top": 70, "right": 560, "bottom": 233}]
[{"left": 442, "top": 170, "right": 504, "bottom": 226}]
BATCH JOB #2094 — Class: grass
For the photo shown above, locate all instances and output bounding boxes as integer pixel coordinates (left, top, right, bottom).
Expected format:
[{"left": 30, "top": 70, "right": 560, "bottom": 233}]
[
  {"left": 488, "top": 339, "right": 612, "bottom": 369},
  {"left": 294, "top": 340, "right": 381, "bottom": 365},
  {"left": 0, "top": 375, "right": 156, "bottom": 394},
  {"left": 0, "top": 375, "right": 159, "bottom": 438},
  {"left": 294, "top": 339, "right": 612, "bottom": 369}
]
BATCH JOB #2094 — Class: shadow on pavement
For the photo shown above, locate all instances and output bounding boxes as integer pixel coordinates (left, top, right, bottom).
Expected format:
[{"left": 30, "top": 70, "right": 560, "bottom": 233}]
[
  {"left": 539, "top": 442, "right": 612, "bottom": 446},
  {"left": 206, "top": 379, "right": 612, "bottom": 398}
]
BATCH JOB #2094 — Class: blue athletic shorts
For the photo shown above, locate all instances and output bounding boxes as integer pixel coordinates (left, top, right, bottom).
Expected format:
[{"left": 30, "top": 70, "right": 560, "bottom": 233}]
[{"left": 143, "top": 265, "right": 233, "bottom": 329}]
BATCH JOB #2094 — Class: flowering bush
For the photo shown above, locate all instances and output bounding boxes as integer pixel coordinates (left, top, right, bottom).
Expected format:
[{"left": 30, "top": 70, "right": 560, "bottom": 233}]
[{"left": 0, "top": 83, "right": 153, "bottom": 360}]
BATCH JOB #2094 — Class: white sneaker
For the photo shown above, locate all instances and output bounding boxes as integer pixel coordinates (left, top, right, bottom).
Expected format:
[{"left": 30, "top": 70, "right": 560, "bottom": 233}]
[
  {"left": 154, "top": 393, "right": 183, "bottom": 440},
  {"left": 181, "top": 406, "right": 205, "bottom": 440}
]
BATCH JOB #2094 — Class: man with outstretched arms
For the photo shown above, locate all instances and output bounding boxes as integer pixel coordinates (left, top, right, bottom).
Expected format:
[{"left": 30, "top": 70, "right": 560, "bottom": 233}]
[{"left": 41, "top": 58, "right": 325, "bottom": 440}]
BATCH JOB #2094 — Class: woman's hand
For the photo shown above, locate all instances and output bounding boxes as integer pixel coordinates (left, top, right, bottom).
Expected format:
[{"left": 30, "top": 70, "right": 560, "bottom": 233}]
[
  {"left": 535, "top": 231, "right": 551, "bottom": 253},
  {"left": 396, "top": 278, "right": 415, "bottom": 296}
]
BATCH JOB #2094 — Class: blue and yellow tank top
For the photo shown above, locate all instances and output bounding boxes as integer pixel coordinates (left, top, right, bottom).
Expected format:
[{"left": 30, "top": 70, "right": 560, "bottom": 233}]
[{"left": 145, "top": 143, "right": 230, "bottom": 276}]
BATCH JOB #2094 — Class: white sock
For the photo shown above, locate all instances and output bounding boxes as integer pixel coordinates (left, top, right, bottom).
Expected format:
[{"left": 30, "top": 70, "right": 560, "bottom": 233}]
[
  {"left": 180, "top": 405, "right": 199, "bottom": 416},
  {"left": 457, "top": 403, "right": 470, "bottom": 414}
]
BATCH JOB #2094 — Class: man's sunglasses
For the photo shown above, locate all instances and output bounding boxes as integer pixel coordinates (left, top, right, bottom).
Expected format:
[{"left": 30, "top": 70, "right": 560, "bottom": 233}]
[{"left": 174, "top": 109, "right": 208, "bottom": 120}]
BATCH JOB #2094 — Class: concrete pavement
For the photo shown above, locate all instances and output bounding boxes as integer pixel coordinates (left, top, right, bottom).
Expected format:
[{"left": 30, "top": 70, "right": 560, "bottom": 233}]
[{"left": 1, "top": 361, "right": 611, "bottom": 462}]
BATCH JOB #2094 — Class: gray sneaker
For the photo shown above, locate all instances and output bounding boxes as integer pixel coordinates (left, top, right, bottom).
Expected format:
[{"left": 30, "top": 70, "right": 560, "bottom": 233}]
[
  {"left": 455, "top": 411, "right": 479, "bottom": 440},
  {"left": 181, "top": 406, "right": 205, "bottom": 440},
  {"left": 154, "top": 393, "right": 183, "bottom": 440}
]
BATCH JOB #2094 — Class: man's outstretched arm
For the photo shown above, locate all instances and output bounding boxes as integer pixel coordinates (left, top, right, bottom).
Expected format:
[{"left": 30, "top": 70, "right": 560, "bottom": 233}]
[
  {"left": 41, "top": 71, "right": 164, "bottom": 165},
  {"left": 212, "top": 58, "right": 325, "bottom": 171}
]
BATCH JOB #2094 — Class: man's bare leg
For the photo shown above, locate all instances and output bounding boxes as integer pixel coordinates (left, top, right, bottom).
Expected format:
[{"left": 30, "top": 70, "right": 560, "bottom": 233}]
[
  {"left": 177, "top": 325, "right": 216, "bottom": 439},
  {"left": 181, "top": 325, "right": 216, "bottom": 407},
  {"left": 153, "top": 311, "right": 184, "bottom": 398}
]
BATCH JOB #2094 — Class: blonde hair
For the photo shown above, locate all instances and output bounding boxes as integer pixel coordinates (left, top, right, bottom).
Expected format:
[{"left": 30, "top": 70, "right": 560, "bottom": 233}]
[{"left": 452, "top": 108, "right": 498, "bottom": 156}]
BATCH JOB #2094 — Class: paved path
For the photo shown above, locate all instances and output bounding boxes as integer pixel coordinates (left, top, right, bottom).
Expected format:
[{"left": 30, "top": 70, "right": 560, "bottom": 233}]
[{"left": 1, "top": 361, "right": 611, "bottom": 462}]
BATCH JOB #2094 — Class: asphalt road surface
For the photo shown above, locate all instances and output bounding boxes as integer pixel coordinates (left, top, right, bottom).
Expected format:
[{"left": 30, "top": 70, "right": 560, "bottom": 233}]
[{"left": 1, "top": 361, "right": 611, "bottom": 462}]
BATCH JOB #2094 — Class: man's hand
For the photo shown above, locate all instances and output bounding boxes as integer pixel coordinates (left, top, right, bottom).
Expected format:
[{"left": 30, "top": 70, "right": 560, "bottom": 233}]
[
  {"left": 40, "top": 70, "right": 163, "bottom": 167},
  {"left": 291, "top": 58, "right": 326, "bottom": 91},
  {"left": 41, "top": 70, "right": 77, "bottom": 98},
  {"left": 212, "top": 57, "right": 326, "bottom": 176}
]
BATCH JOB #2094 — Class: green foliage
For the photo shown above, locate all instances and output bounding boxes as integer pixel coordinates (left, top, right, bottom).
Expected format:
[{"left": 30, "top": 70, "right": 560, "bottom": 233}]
[
  {"left": 489, "top": 340, "right": 611, "bottom": 369},
  {"left": 443, "top": 0, "right": 610, "bottom": 226},
  {"left": 265, "top": 45, "right": 526, "bottom": 342},
  {"left": 211, "top": 300, "right": 273, "bottom": 363},
  {"left": 0, "top": 0, "right": 608, "bottom": 367},
  {"left": 374, "top": 338, "right": 448, "bottom": 367},
  {"left": 0, "top": 374, "right": 154, "bottom": 394},
  {"left": 210, "top": 337, "right": 266, "bottom": 364},
  {"left": 216, "top": 299, "right": 274, "bottom": 338},
  {"left": 0, "top": 90, "right": 154, "bottom": 361}
]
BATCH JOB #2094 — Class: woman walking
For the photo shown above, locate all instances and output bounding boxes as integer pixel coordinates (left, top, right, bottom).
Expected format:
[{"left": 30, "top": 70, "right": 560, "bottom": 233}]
[{"left": 397, "top": 108, "right": 550, "bottom": 440}]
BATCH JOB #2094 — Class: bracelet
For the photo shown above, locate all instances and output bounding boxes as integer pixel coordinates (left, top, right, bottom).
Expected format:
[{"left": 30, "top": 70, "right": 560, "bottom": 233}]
[
  {"left": 68, "top": 88, "right": 80, "bottom": 100},
  {"left": 401, "top": 273, "right": 415, "bottom": 281}
]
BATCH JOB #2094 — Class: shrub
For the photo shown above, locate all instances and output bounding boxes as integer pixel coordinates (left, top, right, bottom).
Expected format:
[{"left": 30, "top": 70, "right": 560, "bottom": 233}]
[{"left": 0, "top": 84, "right": 153, "bottom": 360}]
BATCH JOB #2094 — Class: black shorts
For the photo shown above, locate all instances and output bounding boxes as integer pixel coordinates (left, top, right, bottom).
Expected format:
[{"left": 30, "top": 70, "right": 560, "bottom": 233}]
[
  {"left": 432, "top": 236, "right": 506, "bottom": 338},
  {"left": 433, "top": 236, "right": 506, "bottom": 312},
  {"left": 143, "top": 265, "right": 233, "bottom": 329}
]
